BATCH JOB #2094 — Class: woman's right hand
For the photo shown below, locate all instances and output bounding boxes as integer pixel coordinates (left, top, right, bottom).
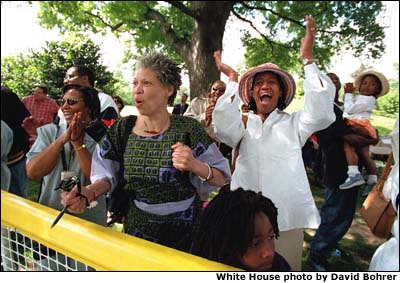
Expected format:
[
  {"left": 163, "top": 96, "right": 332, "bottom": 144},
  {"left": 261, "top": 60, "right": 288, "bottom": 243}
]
[
  {"left": 205, "top": 103, "right": 215, "bottom": 126},
  {"left": 213, "top": 50, "right": 223, "bottom": 72},
  {"left": 60, "top": 112, "right": 85, "bottom": 145},
  {"left": 213, "top": 50, "right": 238, "bottom": 82},
  {"left": 171, "top": 142, "right": 196, "bottom": 172}
]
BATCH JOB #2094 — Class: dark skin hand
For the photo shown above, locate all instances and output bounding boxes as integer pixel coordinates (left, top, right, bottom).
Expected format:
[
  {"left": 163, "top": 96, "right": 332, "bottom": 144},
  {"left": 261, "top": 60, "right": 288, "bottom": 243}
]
[
  {"left": 343, "top": 132, "right": 379, "bottom": 147},
  {"left": 204, "top": 101, "right": 215, "bottom": 127},
  {"left": 344, "top": 82, "right": 356, "bottom": 94},
  {"left": 349, "top": 124, "right": 376, "bottom": 139}
]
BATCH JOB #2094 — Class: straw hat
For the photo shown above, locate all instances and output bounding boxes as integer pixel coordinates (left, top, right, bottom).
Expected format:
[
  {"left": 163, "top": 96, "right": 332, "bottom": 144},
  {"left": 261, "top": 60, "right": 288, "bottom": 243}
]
[
  {"left": 238, "top": 63, "right": 296, "bottom": 108},
  {"left": 354, "top": 70, "right": 390, "bottom": 97}
]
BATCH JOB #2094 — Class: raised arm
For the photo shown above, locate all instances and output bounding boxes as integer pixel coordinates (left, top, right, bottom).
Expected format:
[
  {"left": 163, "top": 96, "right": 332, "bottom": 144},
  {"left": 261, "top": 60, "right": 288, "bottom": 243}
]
[
  {"left": 213, "top": 50, "right": 238, "bottom": 82},
  {"left": 300, "top": 15, "right": 316, "bottom": 64},
  {"left": 298, "top": 15, "right": 335, "bottom": 143}
]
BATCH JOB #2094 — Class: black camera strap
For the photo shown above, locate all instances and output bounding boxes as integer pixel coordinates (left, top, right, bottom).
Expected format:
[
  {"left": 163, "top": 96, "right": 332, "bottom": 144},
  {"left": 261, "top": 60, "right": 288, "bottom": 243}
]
[
  {"left": 52, "top": 114, "right": 67, "bottom": 171},
  {"left": 38, "top": 121, "right": 68, "bottom": 202},
  {"left": 61, "top": 147, "right": 67, "bottom": 171}
]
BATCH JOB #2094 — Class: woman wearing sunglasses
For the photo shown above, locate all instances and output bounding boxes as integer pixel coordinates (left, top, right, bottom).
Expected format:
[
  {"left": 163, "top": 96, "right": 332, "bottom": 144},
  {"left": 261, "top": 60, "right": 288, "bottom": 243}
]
[{"left": 26, "top": 84, "right": 107, "bottom": 226}]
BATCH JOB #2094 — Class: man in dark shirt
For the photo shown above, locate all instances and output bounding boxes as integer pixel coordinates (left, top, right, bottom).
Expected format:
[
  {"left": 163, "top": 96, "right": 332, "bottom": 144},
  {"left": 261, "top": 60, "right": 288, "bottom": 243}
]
[
  {"left": 306, "top": 103, "right": 379, "bottom": 271},
  {"left": 172, "top": 93, "right": 189, "bottom": 115},
  {"left": 1, "top": 86, "right": 31, "bottom": 198}
]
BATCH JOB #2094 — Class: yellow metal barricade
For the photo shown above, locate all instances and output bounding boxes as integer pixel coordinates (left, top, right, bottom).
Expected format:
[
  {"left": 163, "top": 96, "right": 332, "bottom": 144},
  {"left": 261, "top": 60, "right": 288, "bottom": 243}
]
[{"left": 1, "top": 191, "right": 238, "bottom": 271}]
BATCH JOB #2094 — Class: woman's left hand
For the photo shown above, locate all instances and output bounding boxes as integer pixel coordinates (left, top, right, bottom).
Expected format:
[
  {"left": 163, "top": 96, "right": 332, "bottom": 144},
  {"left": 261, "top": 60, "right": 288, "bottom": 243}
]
[
  {"left": 300, "top": 15, "right": 316, "bottom": 59},
  {"left": 171, "top": 142, "right": 195, "bottom": 171},
  {"left": 69, "top": 112, "right": 86, "bottom": 144}
]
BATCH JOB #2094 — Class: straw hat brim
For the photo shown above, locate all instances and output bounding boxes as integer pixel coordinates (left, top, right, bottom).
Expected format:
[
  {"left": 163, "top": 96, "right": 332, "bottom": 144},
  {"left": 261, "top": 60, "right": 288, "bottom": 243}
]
[
  {"left": 354, "top": 70, "right": 390, "bottom": 97},
  {"left": 238, "top": 63, "right": 296, "bottom": 108}
]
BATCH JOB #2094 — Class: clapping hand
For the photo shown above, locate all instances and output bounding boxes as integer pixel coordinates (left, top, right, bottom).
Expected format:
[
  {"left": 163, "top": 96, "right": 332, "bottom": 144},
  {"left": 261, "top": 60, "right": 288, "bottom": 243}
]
[
  {"left": 21, "top": 116, "right": 43, "bottom": 135},
  {"left": 67, "top": 112, "right": 86, "bottom": 144}
]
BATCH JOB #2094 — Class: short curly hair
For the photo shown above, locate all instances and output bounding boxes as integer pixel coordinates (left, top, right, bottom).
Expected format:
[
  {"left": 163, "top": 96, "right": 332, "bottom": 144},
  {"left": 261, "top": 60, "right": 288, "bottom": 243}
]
[{"left": 135, "top": 52, "right": 182, "bottom": 106}]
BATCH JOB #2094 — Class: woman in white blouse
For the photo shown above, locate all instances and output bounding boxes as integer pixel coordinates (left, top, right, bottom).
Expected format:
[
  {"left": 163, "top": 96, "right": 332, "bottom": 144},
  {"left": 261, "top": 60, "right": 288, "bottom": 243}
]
[{"left": 212, "top": 15, "right": 335, "bottom": 270}]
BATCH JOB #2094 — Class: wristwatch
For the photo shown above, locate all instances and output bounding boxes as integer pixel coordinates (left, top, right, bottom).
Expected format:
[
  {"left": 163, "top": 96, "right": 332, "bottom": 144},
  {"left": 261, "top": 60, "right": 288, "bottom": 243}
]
[{"left": 302, "top": 58, "right": 319, "bottom": 66}]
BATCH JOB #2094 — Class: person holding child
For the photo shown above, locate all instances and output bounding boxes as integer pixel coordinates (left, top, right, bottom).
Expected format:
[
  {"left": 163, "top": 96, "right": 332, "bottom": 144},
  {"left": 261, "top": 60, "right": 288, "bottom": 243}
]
[
  {"left": 306, "top": 72, "right": 380, "bottom": 271},
  {"left": 339, "top": 70, "right": 389, "bottom": 197}
]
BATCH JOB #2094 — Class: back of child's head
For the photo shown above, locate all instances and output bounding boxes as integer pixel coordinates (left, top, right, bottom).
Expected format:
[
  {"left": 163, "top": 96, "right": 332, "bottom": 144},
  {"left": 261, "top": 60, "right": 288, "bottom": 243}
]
[{"left": 192, "top": 187, "right": 279, "bottom": 269}]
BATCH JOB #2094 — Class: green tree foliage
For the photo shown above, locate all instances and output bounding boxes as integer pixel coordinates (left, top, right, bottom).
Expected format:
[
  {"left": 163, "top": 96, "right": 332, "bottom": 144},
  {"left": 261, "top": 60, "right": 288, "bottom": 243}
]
[
  {"left": 36, "top": 1, "right": 386, "bottom": 99},
  {"left": 378, "top": 79, "right": 399, "bottom": 117},
  {"left": 1, "top": 54, "right": 38, "bottom": 98},
  {"left": 112, "top": 70, "right": 132, "bottom": 105},
  {"left": 1, "top": 38, "right": 116, "bottom": 99},
  {"left": 240, "top": 1, "right": 386, "bottom": 73}
]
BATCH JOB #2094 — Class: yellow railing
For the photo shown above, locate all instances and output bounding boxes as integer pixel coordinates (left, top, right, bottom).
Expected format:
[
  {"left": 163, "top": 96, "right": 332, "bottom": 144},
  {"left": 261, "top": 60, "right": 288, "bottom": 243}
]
[{"left": 1, "top": 191, "right": 238, "bottom": 271}]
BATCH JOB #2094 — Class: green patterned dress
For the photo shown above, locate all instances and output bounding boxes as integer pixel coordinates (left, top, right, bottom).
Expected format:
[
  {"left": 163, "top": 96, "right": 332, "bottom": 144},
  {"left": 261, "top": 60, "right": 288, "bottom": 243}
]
[{"left": 100, "top": 115, "right": 215, "bottom": 252}]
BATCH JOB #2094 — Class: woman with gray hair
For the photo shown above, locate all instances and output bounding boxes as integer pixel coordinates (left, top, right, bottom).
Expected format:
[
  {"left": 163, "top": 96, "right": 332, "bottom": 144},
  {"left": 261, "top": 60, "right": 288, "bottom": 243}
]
[{"left": 62, "top": 52, "right": 231, "bottom": 253}]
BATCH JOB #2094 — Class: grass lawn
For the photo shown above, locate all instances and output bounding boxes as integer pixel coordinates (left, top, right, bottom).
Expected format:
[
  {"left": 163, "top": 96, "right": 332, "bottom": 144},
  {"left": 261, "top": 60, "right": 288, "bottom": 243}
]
[
  {"left": 301, "top": 166, "right": 387, "bottom": 271},
  {"left": 26, "top": 178, "right": 41, "bottom": 202},
  {"left": 26, "top": 165, "right": 389, "bottom": 271}
]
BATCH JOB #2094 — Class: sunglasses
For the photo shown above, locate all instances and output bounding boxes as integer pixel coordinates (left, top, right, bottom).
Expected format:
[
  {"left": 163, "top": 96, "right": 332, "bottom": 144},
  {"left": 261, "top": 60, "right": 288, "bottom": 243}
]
[
  {"left": 212, "top": 87, "right": 226, "bottom": 93},
  {"left": 58, "top": 98, "right": 84, "bottom": 106}
]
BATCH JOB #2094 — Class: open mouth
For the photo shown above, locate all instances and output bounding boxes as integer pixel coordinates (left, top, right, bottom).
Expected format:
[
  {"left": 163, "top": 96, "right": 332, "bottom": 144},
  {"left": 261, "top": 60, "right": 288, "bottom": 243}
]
[
  {"left": 135, "top": 99, "right": 143, "bottom": 107},
  {"left": 259, "top": 93, "right": 272, "bottom": 103}
]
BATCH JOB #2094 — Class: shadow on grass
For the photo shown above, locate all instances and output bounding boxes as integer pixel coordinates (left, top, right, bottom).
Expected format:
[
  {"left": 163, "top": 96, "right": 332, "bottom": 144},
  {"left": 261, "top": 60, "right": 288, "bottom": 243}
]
[{"left": 302, "top": 169, "right": 387, "bottom": 271}]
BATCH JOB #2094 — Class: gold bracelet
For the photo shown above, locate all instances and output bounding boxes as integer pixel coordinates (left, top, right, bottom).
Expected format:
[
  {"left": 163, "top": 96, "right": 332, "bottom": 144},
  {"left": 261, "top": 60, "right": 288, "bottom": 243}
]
[{"left": 75, "top": 144, "right": 86, "bottom": 151}]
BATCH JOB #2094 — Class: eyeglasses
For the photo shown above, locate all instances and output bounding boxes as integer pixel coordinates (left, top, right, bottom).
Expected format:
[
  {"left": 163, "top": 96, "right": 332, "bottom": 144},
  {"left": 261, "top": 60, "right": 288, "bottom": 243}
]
[
  {"left": 58, "top": 98, "right": 84, "bottom": 106},
  {"left": 212, "top": 87, "right": 226, "bottom": 93}
]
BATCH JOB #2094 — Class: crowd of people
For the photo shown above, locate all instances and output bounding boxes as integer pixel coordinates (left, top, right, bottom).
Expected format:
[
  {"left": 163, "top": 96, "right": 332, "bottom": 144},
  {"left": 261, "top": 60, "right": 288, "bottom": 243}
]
[{"left": 1, "top": 14, "right": 398, "bottom": 272}]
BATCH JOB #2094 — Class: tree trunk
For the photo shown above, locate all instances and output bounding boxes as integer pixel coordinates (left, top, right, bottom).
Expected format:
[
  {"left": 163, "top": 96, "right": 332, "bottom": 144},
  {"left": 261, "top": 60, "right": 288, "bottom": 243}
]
[{"left": 182, "top": 2, "right": 234, "bottom": 100}]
